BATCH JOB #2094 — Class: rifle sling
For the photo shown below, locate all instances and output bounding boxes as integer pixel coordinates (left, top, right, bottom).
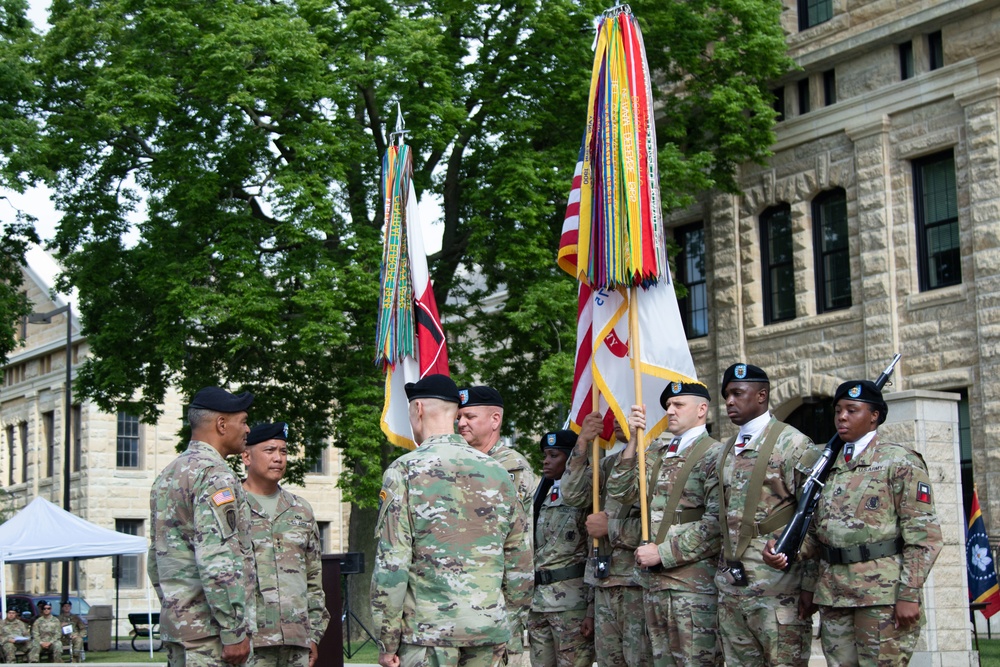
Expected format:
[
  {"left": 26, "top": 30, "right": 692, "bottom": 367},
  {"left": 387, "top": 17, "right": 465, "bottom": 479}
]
[
  {"left": 652, "top": 433, "right": 716, "bottom": 546},
  {"left": 719, "top": 422, "right": 791, "bottom": 562}
]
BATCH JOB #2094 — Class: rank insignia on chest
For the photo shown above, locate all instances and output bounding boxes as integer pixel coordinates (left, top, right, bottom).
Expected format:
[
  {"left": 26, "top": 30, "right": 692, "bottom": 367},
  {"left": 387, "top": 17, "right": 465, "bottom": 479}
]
[
  {"left": 917, "top": 482, "right": 932, "bottom": 504},
  {"left": 865, "top": 496, "right": 879, "bottom": 510},
  {"left": 550, "top": 488, "right": 559, "bottom": 502}
]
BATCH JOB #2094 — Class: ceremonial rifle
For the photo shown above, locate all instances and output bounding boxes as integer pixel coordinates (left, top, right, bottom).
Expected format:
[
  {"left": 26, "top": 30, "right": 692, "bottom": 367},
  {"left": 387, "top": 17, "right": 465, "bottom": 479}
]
[{"left": 771, "top": 353, "right": 902, "bottom": 564}]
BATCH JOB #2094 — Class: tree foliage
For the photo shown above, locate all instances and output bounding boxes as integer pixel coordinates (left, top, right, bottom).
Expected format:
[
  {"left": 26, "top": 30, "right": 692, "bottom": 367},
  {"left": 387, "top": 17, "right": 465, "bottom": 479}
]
[{"left": 5, "top": 0, "right": 791, "bottom": 494}]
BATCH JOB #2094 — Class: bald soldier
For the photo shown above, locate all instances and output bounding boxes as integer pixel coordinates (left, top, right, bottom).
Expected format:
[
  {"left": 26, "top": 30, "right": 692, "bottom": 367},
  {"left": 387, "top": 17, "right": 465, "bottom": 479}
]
[
  {"left": 371, "top": 374, "right": 533, "bottom": 667},
  {"left": 242, "top": 422, "right": 330, "bottom": 667},
  {"left": 765, "top": 380, "right": 942, "bottom": 666},
  {"left": 456, "top": 385, "right": 538, "bottom": 657},
  {"left": 149, "top": 386, "right": 257, "bottom": 667}
]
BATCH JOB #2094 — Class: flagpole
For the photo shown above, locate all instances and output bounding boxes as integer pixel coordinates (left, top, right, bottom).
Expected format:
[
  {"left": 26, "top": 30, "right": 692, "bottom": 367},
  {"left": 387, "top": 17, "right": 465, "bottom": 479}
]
[
  {"left": 591, "top": 387, "right": 601, "bottom": 557},
  {"left": 629, "top": 286, "right": 650, "bottom": 542}
]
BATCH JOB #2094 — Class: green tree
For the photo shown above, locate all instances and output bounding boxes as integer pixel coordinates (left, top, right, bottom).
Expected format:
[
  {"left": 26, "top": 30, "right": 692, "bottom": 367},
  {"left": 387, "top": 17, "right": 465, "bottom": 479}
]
[
  {"left": 0, "top": 0, "right": 42, "bottom": 365},
  {"left": 7, "top": 0, "right": 791, "bottom": 634}
]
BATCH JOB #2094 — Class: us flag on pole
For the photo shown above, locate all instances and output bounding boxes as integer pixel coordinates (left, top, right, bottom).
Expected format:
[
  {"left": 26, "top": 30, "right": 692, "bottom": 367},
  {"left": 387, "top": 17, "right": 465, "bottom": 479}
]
[
  {"left": 557, "top": 136, "right": 698, "bottom": 446},
  {"left": 967, "top": 487, "right": 1000, "bottom": 618}
]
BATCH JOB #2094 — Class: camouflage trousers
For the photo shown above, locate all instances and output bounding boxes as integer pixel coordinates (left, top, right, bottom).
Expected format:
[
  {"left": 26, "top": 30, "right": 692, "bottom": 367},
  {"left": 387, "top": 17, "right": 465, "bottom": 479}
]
[
  {"left": 717, "top": 592, "right": 810, "bottom": 667},
  {"left": 644, "top": 588, "right": 719, "bottom": 667},
  {"left": 28, "top": 639, "right": 64, "bottom": 663},
  {"left": 819, "top": 605, "right": 920, "bottom": 666},
  {"left": 527, "top": 608, "right": 594, "bottom": 667},
  {"left": 254, "top": 645, "right": 309, "bottom": 667},
  {"left": 398, "top": 642, "right": 506, "bottom": 667},
  {"left": 66, "top": 634, "right": 84, "bottom": 662},
  {"left": 1, "top": 639, "right": 28, "bottom": 663},
  {"left": 594, "top": 586, "right": 649, "bottom": 667},
  {"left": 165, "top": 637, "right": 249, "bottom": 667}
]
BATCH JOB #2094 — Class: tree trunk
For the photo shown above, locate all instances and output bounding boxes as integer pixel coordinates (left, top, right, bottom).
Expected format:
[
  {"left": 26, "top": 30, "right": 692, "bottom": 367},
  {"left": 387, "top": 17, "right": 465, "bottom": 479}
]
[{"left": 345, "top": 501, "right": 378, "bottom": 643}]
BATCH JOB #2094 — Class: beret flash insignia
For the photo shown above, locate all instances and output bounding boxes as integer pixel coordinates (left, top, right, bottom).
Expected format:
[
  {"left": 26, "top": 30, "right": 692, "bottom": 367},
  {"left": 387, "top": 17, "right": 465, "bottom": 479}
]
[
  {"left": 735, "top": 364, "right": 747, "bottom": 379},
  {"left": 671, "top": 382, "right": 682, "bottom": 394},
  {"left": 547, "top": 433, "right": 556, "bottom": 446},
  {"left": 848, "top": 384, "right": 862, "bottom": 399},
  {"left": 459, "top": 389, "right": 469, "bottom": 405}
]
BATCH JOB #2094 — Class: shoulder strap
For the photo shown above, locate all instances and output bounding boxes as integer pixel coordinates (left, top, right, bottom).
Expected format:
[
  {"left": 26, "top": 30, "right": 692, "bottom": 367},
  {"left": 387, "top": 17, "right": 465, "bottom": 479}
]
[
  {"left": 653, "top": 433, "right": 716, "bottom": 545},
  {"left": 645, "top": 442, "right": 666, "bottom": 509},
  {"left": 719, "top": 421, "right": 788, "bottom": 561}
]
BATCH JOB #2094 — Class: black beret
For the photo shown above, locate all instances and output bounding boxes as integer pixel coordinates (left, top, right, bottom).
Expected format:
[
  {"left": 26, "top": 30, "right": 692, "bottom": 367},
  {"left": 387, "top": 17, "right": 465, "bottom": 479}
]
[
  {"left": 659, "top": 381, "right": 711, "bottom": 409},
  {"left": 721, "top": 363, "right": 769, "bottom": 395},
  {"left": 458, "top": 385, "right": 504, "bottom": 408},
  {"left": 404, "top": 374, "right": 460, "bottom": 403},
  {"left": 247, "top": 422, "right": 288, "bottom": 446},
  {"left": 190, "top": 386, "right": 254, "bottom": 413},
  {"left": 834, "top": 380, "right": 889, "bottom": 424},
  {"left": 539, "top": 430, "right": 577, "bottom": 454}
]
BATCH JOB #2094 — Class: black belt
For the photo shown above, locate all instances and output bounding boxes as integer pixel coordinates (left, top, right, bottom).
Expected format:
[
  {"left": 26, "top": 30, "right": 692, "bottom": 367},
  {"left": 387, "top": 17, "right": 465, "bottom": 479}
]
[
  {"left": 819, "top": 537, "right": 904, "bottom": 565},
  {"left": 534, "top": 563, "right": 586, "bottom": 586}
]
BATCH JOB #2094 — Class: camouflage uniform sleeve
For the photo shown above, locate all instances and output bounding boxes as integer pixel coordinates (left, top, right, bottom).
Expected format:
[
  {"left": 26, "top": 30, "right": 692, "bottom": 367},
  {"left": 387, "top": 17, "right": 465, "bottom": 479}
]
[
  {"left": 560, "top": 446, "right": 594, "bottom": 508},
  {"left": 893, "top": 451, "right": 943, "bottom": 602},
  {"left": 192, "top": 471, "right": 251, "bottom": 646},
  {"left": 606, "top": 454, "right": 639, "bottom": 504},
  {"left": 608, "top": 504, "right": 642, "bottom": 550},
  {"left": 502, "top": 478, "right": 535, "bottom": 627},
  {"left": 658, "top": 453, "right": 721, "bottom": 569},
  {"left": 370, "top": 465, "right": 410, "bottom": 655},
  {"left": 147, "top": 497, "right": 161, "bottom": 601},
  {"left": 306, "top": 517, "right": 331, "bottom": 645}
]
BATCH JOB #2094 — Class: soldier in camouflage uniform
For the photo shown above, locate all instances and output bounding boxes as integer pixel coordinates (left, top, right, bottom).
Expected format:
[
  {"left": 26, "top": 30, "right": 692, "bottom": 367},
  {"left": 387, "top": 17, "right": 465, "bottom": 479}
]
[
  {"left": 457, "top": 385, "right": 538, "bottom": 658},
  {"left": 528, "top": 430, "right": 594, "bottom": 667},
  {"left": 560, "top": 413, "right": 648, "bottom": 667},
  {"left": 716, "top": 363, "right": 820, "bottom": 667},
  {"left": 242, "top": 422, "right": 330, "bottom": 667},
  {"left": 28, "top": 602, "right": 62, "bottom": 663},
  {"left": 371, "top": 374, "right": 533, "bottom": 667},
  {"left": 59, "top": 602, "right": 86, "bottom": 663},
  {"left": 0, "top": 608, "right": 29, "bottom": 663},
  {"left": 608, "top": 382, "right": 724, "bottom": 667},
  {"left": 764, "top": 380, "right": 942, "bottom": 666},
  {"left": 148, "top": 386, "right": 257, "bottom": 667}
]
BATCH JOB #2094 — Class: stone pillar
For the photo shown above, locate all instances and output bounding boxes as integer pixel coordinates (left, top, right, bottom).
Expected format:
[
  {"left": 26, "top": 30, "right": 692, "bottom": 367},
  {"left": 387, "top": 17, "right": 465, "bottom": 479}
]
[
  {"left": 880, "top": 389, "right": 975, "bottom": 666},
  {"left": 957, "top": 82, "right": 1000, "bottom": 533}
]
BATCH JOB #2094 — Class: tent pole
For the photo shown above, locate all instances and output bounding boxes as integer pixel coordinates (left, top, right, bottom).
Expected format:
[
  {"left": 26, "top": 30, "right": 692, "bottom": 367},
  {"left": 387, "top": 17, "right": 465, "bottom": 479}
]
[{"left": 115, "top": 556, "right": 120, "bottom": 650}]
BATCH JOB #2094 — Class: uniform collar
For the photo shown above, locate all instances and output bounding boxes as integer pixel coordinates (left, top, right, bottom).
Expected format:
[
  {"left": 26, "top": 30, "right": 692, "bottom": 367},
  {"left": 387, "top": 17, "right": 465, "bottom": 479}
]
[{"left": 736, "top": 412, "right": 772, "bottom": 450}]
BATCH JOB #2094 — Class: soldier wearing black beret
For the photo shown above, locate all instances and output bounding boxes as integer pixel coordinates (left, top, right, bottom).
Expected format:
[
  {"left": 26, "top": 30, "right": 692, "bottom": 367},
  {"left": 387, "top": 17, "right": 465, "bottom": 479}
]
[
  {"left": 765, "top": 379, "right": 941, "bottom": 665},
  {"left": 529, "top": 429, "right": 594, "bottom": 667},
  {"left": 149, "top": 386, "right": 257, "bottom": 665},
  {"left": 716, "top": 364, "right": 820, "bottom": 667},
  {"left": 609, "top": 381, "right": 724, "bottom": 666},
  {"left": 456, "top": 385, "right": 538, "bottom": 657}
]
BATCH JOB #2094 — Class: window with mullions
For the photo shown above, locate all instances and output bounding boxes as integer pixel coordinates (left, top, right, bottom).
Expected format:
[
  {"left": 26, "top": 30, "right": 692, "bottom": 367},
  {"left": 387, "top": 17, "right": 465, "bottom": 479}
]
[
  {"left": 913, "top": 151, "right": 961, "bottom": 291},
  {"left": 115, "top": 519, "right": 143, "bottom": 588},
  {"left": 928, "top": 31, "right": 944, "bottom": 70},
  {"left": 761, "top": 205, "right": 796, "bottom": 324},
  {"left": 116, "top": 412, "right": 141, "bottom": 469},
  {"left": 675, "top": 223, "right": 708, "bottom": 339},
  {"left": 813, "top": 189, "right": 851, "bottom": 313},
  {"left": 6, "top": 425, "right": 14, "bottom": 486},
  {"left": 798, "top": 0, "right": 832, "bottom": 30}
]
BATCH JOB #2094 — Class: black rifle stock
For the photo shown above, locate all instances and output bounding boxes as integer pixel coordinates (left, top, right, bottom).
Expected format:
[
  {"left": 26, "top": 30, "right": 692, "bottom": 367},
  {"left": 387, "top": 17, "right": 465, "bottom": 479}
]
[{"left": 771, "top": 353, "right": 902, "bottom": 563}]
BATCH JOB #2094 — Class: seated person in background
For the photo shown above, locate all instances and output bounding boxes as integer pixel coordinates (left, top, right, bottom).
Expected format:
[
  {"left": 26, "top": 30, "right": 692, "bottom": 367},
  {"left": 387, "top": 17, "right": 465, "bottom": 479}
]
[
  {"left": 59, "top": 602, "right": 86, "bottom": 663},
  {"left": 0, "top": 608, "right": 30, "bottom": 663},
  {"left": 29, "top": 602, "right": 63, "bottom": 663}
]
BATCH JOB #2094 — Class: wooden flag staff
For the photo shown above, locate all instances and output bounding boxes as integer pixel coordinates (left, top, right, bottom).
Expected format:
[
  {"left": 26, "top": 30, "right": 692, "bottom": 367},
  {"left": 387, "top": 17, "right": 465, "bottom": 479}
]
[{"left": 629, "top": 286, "right": 649, "bottom": 542}]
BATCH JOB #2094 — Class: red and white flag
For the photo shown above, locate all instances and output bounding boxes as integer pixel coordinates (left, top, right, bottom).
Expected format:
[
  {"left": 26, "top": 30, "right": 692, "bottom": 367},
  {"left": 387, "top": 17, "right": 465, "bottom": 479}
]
[
  {"left": 559, "top": 140, "right": 697, "bottom": 445},
  {"left": 376, "top": 143, "right": 449, "bottom": 450}
]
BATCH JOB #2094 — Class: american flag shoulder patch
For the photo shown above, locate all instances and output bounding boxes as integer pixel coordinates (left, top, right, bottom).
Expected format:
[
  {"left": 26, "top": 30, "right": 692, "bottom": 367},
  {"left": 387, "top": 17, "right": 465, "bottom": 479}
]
[
  {"left": 916, "top": 482, "right": 931, "bottom": 504},
  {"left": 212, "top": 487, "right": 236, "bottom": 507}
]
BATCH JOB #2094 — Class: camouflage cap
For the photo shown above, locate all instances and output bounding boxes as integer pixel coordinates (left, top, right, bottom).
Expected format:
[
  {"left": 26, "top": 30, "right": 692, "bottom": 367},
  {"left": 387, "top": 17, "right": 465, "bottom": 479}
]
[
  {"left": 659, "top": 380, "right": 711, "bottom": 409},
  {"left": 721, "top": 363, "right": 769, "bottom": 395},
  {"left": 246, "top": 422, "right": 288, "bottom": 446},
  {"left": 190, "top": 386, "right": 254, "bottom": 413},
  {"left": 458, "top": 385, "right": 504, "bottom": 408}
]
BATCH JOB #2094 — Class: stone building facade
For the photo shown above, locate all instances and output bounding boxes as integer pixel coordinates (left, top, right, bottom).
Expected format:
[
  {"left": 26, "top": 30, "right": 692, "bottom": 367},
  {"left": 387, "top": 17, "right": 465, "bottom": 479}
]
[
  {"left": 670, "top": 0, "right": 1000, "bottom": 535},
  {"left": 0, "top": 260, "right": 350, "bottom": 637}
]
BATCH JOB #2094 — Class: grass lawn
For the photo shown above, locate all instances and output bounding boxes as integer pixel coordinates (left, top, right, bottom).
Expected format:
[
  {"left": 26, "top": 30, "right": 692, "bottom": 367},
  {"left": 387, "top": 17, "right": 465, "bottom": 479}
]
[
  {"left": 83, "top": 650, "right": 165, "bottom": 663},
  {"left": 343, "top": 641, "right": 379, "bottom": 664},
  {"left": 981, "top": 638, "right": 1000, "bottom": 667}
]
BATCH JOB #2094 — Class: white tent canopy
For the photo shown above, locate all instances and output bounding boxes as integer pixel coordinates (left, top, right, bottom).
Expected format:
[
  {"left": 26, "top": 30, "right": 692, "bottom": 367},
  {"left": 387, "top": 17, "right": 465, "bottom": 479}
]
[
  {"left": 0, "top": 496, "right": 146, "bottom": 563},
  {"left": 0, "top": 496, "right": 155, "bottom": 656}
]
